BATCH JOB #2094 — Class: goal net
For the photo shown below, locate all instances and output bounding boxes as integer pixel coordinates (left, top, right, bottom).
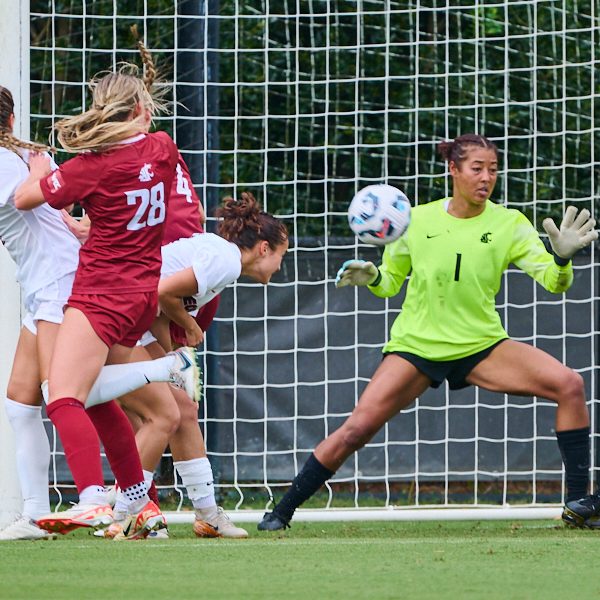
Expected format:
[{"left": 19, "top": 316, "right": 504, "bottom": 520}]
[{"left": 1, "top": 0, "right": 597, "bottom": 522}]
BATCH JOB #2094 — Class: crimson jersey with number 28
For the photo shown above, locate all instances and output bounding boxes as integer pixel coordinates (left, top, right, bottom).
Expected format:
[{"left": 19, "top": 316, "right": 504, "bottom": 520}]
[{"left": 40, "top": 131, "right": 179, "bottom": 294}]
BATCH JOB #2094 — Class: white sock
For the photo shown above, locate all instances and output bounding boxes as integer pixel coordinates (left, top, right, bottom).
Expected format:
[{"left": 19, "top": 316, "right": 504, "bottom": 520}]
[
  {"left": 85, "top": 355, "right": 177, "bottom": 408},
  {"left": 114, "top": 472, "right": 153, "bottom": 515},
  {"left": 79, "top": 485, "right": 107, "bottom": 506},
  {"left": 41, "top": 380, "right": 49, "bottom": 404},
  {"left": 143, "top": 469, "right": 154, "bottom": 491},
  {"left": 114, "top": 490, "right": 127, "bottom": 515},
  {"left": 174, "top": 457, "right": 216, "bottom": 510},
  {"left": 4, "top": 398, "right": 51, "bottom": 519}
]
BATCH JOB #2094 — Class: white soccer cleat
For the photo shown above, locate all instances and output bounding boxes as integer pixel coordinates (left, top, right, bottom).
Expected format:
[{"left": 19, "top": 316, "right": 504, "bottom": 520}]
[
  {"left": 193, "top": 506, "right": 248, "bottom": 539},
  {"left": 113, "top": 500, "right": 167, "bottom": 541},
  {"left": 147, "top": 528, "right": 169, "bottom": 539},
  {"left": 168, "top": 346, "right": 203, "bottom": 402},
  {"left": 0, "top": 516, "right": 56, "bottom": 541},
  {"left": 93, "top": 510, "right": 127, "bottom": 539},
  {"left": 36, "top": 503, "right": 113, "bottom": 535}
]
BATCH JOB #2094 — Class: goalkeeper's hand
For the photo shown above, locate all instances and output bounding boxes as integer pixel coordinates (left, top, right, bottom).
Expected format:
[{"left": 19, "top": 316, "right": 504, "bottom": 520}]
[
  {"left": 542, "top": 206, "right": 598, "bottom": 260},
  {"left": 335, "top": 260, "right": 380, "bottom": 288}
]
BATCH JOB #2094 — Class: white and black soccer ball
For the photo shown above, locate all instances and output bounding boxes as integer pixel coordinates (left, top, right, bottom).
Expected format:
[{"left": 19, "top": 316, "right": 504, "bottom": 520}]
[{"left": 347, "top": 184, "right": 411, "bottom": 246}]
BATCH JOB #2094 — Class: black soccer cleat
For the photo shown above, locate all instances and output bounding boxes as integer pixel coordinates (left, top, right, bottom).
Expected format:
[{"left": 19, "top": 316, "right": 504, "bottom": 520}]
[
  {"left": 562, "top": 494, "right": 600, "bottom": 528},
  {"left": 257, "top": 511, "right": 290, "bottom": 531}
]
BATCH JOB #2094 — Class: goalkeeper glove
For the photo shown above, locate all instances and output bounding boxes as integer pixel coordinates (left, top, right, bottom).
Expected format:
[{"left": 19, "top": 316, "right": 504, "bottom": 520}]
[
  {"left": 542, "top": 206, "right": 598, "bottom": 261},
  {"left": 335, "top": 260, "right": 380, "bottom": 288}
]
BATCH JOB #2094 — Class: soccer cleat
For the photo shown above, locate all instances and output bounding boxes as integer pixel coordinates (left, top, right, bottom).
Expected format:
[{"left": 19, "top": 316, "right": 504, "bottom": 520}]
[
  {"left": 168, "top": 346, "right": 203, "bottom": 402},
  {"left": 0, "top": 516, "right": 56, "bottom": 540},
  {"left": 113, "top": 500, "right": 167, "bottom": 541},
  {"left": 257, "top": 510, "right": 290, "bottom": 531},
  {"left": 193, "top": 506, "right": 248, "bottom": 538},
  {"left": 147, "top": 528, "right": 169, "bottom": 539},
  {"left": 36, "top": 504, "right": 113, "bottom": 535},
  {"left": 93, "top": 510, "right": 127, "bottom": 539},
  {"left": 562, "top": 494, "right": 600, "bottom": 528}
]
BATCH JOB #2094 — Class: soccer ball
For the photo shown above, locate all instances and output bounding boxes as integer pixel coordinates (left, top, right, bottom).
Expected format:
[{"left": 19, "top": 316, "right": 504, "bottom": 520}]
[{"left": 347, "top": 184, "right": 411, "bottom": 246}]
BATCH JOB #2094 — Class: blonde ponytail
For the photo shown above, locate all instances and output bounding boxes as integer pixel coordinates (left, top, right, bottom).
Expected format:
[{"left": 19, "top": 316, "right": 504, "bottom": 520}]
[{"left": 54, "top": 28, "right": 168, "bottom": 153}]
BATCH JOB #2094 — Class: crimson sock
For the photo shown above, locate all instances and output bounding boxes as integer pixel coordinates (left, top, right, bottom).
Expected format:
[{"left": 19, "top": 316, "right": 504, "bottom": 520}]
[
  {"left": 148, "top": 480, "right": 160, "bottom": 506},
  {"left": 86, "top": 400, "right": 144, "bottom": 490},
  {"left": 46, "top": 398, "right": 104, "bottom": 494}
]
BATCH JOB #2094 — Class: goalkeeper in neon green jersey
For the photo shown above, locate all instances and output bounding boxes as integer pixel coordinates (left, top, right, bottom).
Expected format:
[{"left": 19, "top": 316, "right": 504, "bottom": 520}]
[{"left": 258, "top": 133, "right": 599, "bottom": 532}]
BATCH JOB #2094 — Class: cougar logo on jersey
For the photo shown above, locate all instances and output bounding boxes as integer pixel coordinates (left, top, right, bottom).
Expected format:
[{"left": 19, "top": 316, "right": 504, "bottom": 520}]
[
  {"left": 48, "top": 171, "right": 64, "bottom": 193},
  {"left": 138, "top": 163, "right": 154, "bottom": 182}
]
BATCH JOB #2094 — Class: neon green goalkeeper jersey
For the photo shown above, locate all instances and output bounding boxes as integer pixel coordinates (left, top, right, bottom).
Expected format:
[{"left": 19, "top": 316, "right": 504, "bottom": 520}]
[{"left": 369, "top": 198, "right": 573, "bottom": 360}]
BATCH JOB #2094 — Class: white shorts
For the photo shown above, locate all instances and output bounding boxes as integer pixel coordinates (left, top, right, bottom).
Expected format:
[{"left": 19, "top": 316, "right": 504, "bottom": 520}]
[
  {"left": 138, "top": 330, "right": 157, "bottom": 347},
  {"left": 22, "top": 272, "right": 75, "bottom": 334}
]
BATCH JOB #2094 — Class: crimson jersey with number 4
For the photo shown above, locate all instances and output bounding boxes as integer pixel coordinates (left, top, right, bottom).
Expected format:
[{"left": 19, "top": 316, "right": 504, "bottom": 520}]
[
  {"left": 162, "top": 154, "right": 204, "bottom": 245},
  {"left": 41, "top": 132, "right": 179, "bottom": 294}
]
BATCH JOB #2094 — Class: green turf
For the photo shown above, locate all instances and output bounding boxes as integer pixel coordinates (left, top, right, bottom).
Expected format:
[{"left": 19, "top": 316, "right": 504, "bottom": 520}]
[{"left": 0, "top": 520, "right": 596, "bottom": 600}]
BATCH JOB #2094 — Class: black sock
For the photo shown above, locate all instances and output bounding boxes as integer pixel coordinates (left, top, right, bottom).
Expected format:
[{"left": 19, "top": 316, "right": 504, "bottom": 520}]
[
  {"left": 556, "top": 426, "right": 590, "bottom": 502},
  {"left": 273, "top": 454, "right": 335, "bottom": 522}
]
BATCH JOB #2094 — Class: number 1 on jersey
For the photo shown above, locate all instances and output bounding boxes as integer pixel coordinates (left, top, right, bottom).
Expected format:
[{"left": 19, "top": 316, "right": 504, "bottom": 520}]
[{"left": 454, "top": 253, "right": 462, "bottom": 281}]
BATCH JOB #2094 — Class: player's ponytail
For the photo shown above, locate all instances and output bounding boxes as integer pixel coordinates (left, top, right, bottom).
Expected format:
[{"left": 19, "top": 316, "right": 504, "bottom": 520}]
[
  {"left": 0, "top": 86, "right": 51, "bottom": 157},
  {"left": 438, "top": 133, "right": 498, "bottom": 167},
  {"left": 54, "top": 28, "right": 168, "bottom": 153},
  {"left": 131, "top": 25, "right": 157, "bottom": 92},
  {"left": 216, "top": 192, "right": 288, "bottom": 250}
]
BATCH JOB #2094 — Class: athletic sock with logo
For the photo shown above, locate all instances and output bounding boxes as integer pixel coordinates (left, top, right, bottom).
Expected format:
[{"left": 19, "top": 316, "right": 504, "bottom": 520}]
[
  {"left": 174, "top": 457, "right": 216, "bottom": 509},
  {"left": 85, "top": 355, "right": 177, "bottom": 409},
  {"left": 557, "top": 426, "right": 590, "bottom": 501},
  {"left": 273, "top": 453, "right": 335, "bottom": 522}
]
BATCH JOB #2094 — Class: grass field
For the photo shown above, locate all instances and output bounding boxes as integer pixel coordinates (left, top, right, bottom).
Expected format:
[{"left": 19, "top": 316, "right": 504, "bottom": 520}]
[{"left": 0, "top": 519, "right": 597, "bottom": 600}]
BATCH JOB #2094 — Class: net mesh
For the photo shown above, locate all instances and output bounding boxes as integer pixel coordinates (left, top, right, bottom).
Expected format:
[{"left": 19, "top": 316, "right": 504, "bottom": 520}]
[{"left": 27, "top": 0, "right": 598, "bottom": 512}]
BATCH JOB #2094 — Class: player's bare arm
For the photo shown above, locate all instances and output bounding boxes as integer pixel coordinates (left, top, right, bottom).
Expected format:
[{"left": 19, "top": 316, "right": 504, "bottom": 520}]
[
  {"left": 158, "top": 267, "right": 204, "bottom": 346},
  {"left": 14, "top": 152, "right": 51, "bottom": 210}
]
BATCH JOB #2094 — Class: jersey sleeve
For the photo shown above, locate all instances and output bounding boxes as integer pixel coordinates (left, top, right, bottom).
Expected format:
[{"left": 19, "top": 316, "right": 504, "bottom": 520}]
[
  {"left": 155, "top": 131, "right": 180, "bottom": 172},
  {"left": 508, "top": 210, "right": 573, "bottom": 293},
  {"left": 0, "top": 152, "right": 26, "bottom": 208},
  {"left": 368, "top": 234, "right": 412, "bottom": 298},
  {"left": 40, "top": 155, "right": 95, "bottom": 209}
]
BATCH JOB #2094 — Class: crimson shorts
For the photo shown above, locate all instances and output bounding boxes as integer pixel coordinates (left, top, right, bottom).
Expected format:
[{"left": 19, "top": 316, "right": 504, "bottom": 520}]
[
  {"left": 384, "top": 339, "right": 507, "bottom": 390},
  {"left": 67, "top": 290, "right": 158, "bottom": 348}
]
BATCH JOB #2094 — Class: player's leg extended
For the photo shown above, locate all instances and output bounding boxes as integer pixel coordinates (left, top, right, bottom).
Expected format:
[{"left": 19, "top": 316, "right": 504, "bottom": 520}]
[
  {"left": 466, "top": 339, "right": 592, "bottom": 526},
  {"left": 0, "top": 326, "right": 53, "bottom": 540},
  {"left": 258, "top": 355, "right": 431, "bottom": 531},
  {"left": 143, "top": 340, "right": 247, "bottom": 538}
]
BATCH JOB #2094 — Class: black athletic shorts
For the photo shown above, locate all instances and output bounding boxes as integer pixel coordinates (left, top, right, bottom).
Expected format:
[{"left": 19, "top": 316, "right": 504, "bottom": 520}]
[{"left": 384, "top": 339, "right": 508, "bottom": 390}]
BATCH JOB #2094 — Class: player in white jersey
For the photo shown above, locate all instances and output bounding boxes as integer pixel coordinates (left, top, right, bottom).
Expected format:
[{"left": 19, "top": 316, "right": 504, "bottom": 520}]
[
  {"left": 0, "top": 85, "right": 80, "bottom": 540},
  {"left": 86, "top": 192, "right": 288, "bottom": 539}
]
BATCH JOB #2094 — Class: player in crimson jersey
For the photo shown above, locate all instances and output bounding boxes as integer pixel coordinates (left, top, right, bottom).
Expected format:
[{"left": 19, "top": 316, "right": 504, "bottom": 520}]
[
  {"left": 61, "top": 155, "right": 249, "bottom": 538},
  {"left": 0, "top": 84, "right": 206, "bottom": 541},
  {"left": 258, "top": 133, "right": 598, "bottom": 531},
  {"left": 166, "top": 154, "right": 221, "bottom": 345},
  {"left": 13, "top": 43, "right": 200, "bottom": 539}
]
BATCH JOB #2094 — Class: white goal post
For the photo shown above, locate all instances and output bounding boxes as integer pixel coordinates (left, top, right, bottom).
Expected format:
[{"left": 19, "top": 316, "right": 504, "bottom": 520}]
[
  {"left": 0, "top": 0, "right": 29, "bottom": 527},
  {"left": 0, "top": 1, "right": 597, "bottom": 525}
]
